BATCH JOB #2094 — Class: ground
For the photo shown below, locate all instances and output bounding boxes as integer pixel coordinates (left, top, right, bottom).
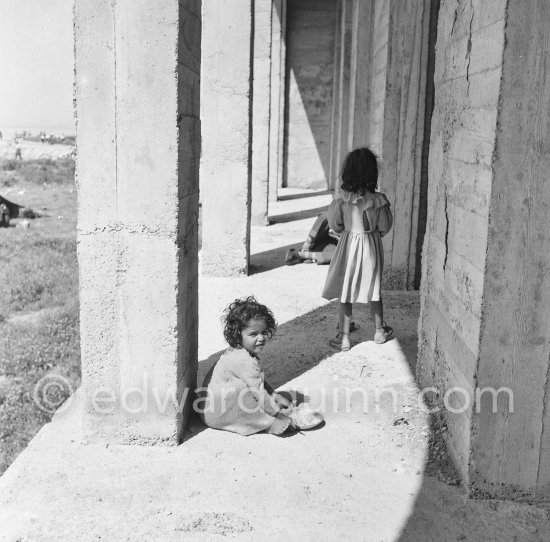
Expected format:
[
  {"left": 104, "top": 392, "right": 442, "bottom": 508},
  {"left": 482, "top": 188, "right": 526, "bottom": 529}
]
[{"left": 0, "top": 183, "right": 549, "bottom": 540}]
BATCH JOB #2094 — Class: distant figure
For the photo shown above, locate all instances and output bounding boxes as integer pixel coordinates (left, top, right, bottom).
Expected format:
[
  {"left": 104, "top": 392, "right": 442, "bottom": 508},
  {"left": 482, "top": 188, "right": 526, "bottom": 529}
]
[
  {"left": 49, "top": 131, "right": 55, "bottom": 144},
  {"left": 0, "top": 130, "right": 3, "bottom": 140},
  {"left": 323, "top": 147, "right": 394, "bottom": 351},
  {"left": 41, "top": 131, "right": 46, "bottom": 144},
  {"left": 14, "top": 139, "right": 22, "bottom": 160},
  {"left": 0, "top": 203, "right": 9, "bottom": 227}
]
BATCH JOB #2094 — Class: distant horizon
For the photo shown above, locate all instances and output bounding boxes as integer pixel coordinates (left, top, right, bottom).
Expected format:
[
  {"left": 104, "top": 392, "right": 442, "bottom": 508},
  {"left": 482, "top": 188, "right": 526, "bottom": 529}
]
[
  {"left": 1, "top": 125, "right": 75, "bottom": 133},
  {"left": 0, "top": 126, "right": 75, "bottom": 141},
  {"left": 0, "top": 1, "right": 74, "bottom": 132}
]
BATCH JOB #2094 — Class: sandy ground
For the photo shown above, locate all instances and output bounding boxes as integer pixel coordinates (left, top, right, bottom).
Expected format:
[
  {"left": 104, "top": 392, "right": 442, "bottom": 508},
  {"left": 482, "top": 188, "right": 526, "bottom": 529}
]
[{"left": 0, "top": 189, "right": 549, "bottom": 541}]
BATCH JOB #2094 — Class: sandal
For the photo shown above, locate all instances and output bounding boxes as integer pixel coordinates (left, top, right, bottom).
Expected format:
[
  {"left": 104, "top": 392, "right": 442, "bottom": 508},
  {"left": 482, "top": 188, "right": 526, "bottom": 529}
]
[
  {"left": 374, "top": 322, "right": 394, "bottom": 344},
  {"left": 285, "top": 248, "right": 301, "bottom": 266},
  {"left": 328, "top": 335, "right": 351, "bottom": 352}
]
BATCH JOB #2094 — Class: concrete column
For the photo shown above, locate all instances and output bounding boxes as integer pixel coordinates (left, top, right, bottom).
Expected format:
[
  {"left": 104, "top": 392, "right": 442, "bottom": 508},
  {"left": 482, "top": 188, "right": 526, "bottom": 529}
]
[
  {"left": 348, "top": 0, "right": 374, "bottom": 150},
  {"left": 333, "top": 0, "right": 353, "bottom": 190},
  {"left": 419, "top": 0, "right": 550, "bottom": 500},
  {"left": 367, "top": 0, "right": 390, "bottom": 156},
  {"left": 268, "top": 0, "right": 286, "bottom": 202},
  {"left": 473, "top": 0, "right": 550, "bottom": 501},
  {"left": 251, "top": 0, "right": 273, "bottom": 226},
  {"left": 381, "top": 0, "right": 432, "bottom": 289},
  {"left": 328, "top": 0, "right": 343, "bottom": 192},
  {"left": 75, "top": 0, "right": 200, "bottom": 444},
  {"left": 283, "top": 0, "right": 337, "bottom": 189},
  {"left": 201, "top": 0, "right": 253, "bottom": 275}
]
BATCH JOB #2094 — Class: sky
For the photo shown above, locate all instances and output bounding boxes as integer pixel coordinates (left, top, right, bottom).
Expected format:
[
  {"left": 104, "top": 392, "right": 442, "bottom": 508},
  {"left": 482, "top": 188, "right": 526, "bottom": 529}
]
[{"left": 0, "top": 0, "right": 74, "bottom": 134}]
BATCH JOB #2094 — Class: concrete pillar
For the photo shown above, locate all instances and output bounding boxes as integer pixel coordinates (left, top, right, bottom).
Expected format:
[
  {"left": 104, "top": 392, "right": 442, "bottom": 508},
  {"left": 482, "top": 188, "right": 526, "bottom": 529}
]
[
  {"left": 367, "top": 0, "right": 390, "bottom": 156},
  {"left": 348, "top": 0, "right": 374, "bottom": 150},
  {"left": 419, "top": 0, "right": 550, "bottom": 500},
  {"left": 473, "top": 0, "right": 550, "bottom": 501},
  {"left": 328, "top": 0, "right": 343, "bottom": 192},
  {"left": 201, "top": 0, "right": 253, "bottom": 275},
  {"left": 381, "top": 0, "right": 432, "bottom": 289},
  {"left": 268, "top": 0, "right": 286, "bottom": 203},
  {"left": 330, "top": 0, "right": 353, "bottom": 192},
  {"left": 75, "top": 0, "right": 200, "bottom": 444},
  {"left": 251, "top": 0, "right": 273, "bottom": 226}
]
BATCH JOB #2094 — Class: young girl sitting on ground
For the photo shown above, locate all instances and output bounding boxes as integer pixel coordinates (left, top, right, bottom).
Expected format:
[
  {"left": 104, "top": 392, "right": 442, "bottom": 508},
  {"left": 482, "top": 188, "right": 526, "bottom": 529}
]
[
  {"left": 200, "top": 296, "right": 296, "bottom": 436},
  {"left": 322, "top": 147, "right": 394, "bottom": 352}
]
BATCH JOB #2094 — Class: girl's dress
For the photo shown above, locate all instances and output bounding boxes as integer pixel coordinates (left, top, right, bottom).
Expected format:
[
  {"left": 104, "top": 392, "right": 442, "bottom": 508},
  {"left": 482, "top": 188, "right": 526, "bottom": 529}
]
[
  {"left": 200, "top": 347, "right": 291, "bottom": 436},
  {"left": 322, "top": 190, "right": 392, "bottom": 303}
]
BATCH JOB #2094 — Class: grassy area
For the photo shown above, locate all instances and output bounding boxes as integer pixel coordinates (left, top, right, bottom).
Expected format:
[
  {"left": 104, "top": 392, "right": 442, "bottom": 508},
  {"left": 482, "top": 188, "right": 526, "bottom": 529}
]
[{"left": 0, "top": 158, "right": 80, "bottom": 475}]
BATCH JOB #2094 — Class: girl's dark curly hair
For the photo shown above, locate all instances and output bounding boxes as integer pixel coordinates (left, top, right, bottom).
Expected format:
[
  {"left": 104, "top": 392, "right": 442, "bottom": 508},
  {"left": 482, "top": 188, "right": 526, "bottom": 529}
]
[
  {"left": 222, "top": 296, "right": 277, "bottom": 348},
  {"left": 340, "top": 147, "right": 379, "bottom": 194}
]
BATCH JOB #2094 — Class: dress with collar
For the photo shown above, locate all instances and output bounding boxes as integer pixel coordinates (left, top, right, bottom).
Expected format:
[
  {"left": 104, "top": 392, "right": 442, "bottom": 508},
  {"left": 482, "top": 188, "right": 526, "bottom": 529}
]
[{"left": 322, "top": 190, "right": 392, "bottom": 303}]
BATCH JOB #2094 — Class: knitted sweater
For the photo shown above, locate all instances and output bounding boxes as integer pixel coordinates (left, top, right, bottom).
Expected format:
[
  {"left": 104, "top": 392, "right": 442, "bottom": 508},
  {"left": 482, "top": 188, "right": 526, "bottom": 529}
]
[{"left": 199, "top": 347, "right": 290, "bottom": 436}]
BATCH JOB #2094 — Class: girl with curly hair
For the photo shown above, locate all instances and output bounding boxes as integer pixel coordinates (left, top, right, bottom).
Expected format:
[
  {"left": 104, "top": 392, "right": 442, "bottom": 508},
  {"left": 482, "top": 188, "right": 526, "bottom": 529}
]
[
  {"left": 200, "top": 296, "right": 296, "bottom": 435},
  {"left": 322, "top": 147, "right": 394, "bottom": 351}
]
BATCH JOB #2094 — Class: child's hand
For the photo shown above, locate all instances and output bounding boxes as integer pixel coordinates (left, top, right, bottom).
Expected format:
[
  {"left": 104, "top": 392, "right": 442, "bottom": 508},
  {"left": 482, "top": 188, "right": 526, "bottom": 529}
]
[{"left": 273, "top": 393, "right": 292, "bottom": 411}]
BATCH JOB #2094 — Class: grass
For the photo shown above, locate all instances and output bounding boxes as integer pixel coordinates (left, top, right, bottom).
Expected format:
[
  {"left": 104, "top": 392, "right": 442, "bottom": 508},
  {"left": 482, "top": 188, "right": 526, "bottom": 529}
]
[
  {"left": 0, "top": 158, "right": 80, "bottom": 475},
  {"left": 1, "top": 158, "right": 75, "bottom": 186}
]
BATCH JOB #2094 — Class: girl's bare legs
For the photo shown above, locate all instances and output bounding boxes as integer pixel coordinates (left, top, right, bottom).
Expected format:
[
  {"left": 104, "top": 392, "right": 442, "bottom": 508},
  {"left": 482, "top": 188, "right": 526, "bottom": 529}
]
[
  {"left": 370, "top": 300, "right": 384, "bottom": 331},
  {"left": 338, "top": 302, "right": 352, "bottom": 350},
  {"left": 371, "top": 299, "right": 394, "bottom": 343}
]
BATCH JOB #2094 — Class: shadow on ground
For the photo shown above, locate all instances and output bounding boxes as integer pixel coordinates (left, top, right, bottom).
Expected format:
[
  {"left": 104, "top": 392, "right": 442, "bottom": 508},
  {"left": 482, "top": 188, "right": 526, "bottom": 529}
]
[
  {"left": 277, "top": 189, "right": 332, "bottom": 202},
  {"left": 249, "top": 242, "right": 302, "bottom": 274},
  {"left": 188, "top": 290, "right": 550, "bottom": 540},
  {"left": 186, "top": 292, "right": 419, "bottom": 440},
  {"left": 269, "top": 206, "right": 327, "bottom": 224}
]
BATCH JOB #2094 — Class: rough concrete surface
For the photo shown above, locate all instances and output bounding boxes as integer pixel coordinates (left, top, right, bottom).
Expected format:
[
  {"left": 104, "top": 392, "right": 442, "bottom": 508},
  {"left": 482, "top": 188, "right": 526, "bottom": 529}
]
[
  {"left": 200, "top": 0, "right": 253, "bottom": 276},
  {"left": 74, "top": 0, "right": 199, "bottom": 443},
  {"left": 285, "top": 0, "right": 336, "bottom": 189},
  {"left": 1, "top": 190, "right": 549, "bottom": 541},
  {"left": 417, "top": 0, "right": 506, "bottom": 481}
]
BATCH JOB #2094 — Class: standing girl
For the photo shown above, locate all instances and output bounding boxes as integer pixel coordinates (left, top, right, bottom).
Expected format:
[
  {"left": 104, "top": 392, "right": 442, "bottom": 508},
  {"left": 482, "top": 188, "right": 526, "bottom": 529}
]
[
  {"left": 200, "top": 296, "right": 296, "bottom": 436},
  {"left": 322, "top": 147, "right": 394, "bottom": 351}
]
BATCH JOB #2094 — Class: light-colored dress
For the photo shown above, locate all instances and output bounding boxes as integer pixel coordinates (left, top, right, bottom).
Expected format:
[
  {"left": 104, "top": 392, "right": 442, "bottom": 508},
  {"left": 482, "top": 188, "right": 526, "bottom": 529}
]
[
  {"left": 200, "top": 347, "right": 291, "bottom": 436},
  {"left": 322, "top": 190, "right": 392, "bottom": 303}
]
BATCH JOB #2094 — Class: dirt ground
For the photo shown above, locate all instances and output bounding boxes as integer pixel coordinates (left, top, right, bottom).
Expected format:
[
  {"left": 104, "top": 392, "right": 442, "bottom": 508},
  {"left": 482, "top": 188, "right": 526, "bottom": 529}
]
[{"left": 0, "top": 188, "right": 549, "bottom": 540}]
